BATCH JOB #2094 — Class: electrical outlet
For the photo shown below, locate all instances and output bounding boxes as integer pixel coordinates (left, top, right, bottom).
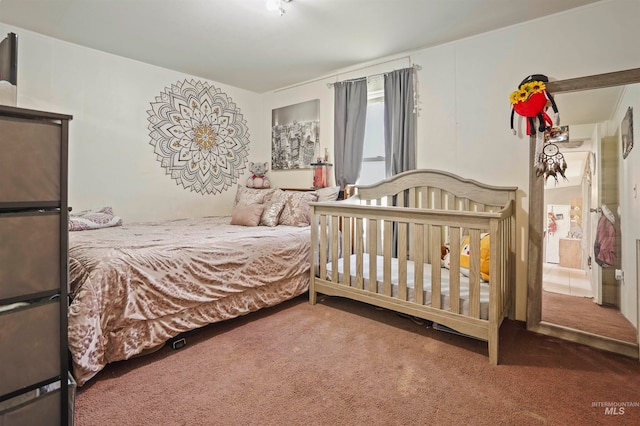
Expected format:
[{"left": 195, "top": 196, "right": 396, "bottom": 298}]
[{"left": 615, "top": 269, "right": 624, "bottom": 280}]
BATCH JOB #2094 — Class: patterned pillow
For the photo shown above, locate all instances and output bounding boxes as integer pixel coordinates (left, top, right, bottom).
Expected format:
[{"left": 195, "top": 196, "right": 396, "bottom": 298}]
[
  {"left": 230, "top": 203, "right": 264, "bottom": 226},
  {"left": 259, "top": 201, "right": 285, "bottom": 227},
  {"left": 68, "top": 206, "right": 123, "bottom": 231},
  {"left": 234, "top": 185, "right": 276, "bottom": 206},
  {"left": 271, "top": 190, "right": 319, "bottom": 227}
]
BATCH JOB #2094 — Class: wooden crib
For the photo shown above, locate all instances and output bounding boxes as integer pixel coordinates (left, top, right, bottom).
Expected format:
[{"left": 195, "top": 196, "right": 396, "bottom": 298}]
[{"left": 309, "top": 169, "right": 517, "bottom": 364}]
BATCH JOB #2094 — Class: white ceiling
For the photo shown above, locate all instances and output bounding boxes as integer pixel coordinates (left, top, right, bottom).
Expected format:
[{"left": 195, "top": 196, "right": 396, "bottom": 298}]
[
  {"left": 554, "top": 86, "right": 625, "bottom": 126},
  {"left": 0, "top": 0, "right": 601, "bottom": 93}
]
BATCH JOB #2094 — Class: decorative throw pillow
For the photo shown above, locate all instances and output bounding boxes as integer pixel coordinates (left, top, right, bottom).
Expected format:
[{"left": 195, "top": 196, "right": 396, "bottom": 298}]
[
  {"left": 259, "top": 201, "right": 285, "bottom": 227},
  {"left": 271, "top": 190, "right": 319, "bottom": 227},
  {"left": 234, "top": 185, "right": 276, "bottom": 206},
  {"left": 230, "top": 204, "right": 264, "bottom": 226},
  {"left": 459, "top": 233, "right": 491, "bottom": 281},
  {"left": 68, "top": 206, "right": 123, "bottom": 231},
  {"left": 314, "top": 186, "right": 341, "bottom": 202}
]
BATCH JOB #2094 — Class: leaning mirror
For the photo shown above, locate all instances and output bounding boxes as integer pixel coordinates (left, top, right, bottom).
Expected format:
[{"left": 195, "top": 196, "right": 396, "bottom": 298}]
[{"left": 527, "top": 68, "right": 640, "bottom": 359}]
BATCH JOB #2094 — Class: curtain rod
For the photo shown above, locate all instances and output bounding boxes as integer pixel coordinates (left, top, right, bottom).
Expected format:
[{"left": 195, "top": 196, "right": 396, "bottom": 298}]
[
  {"left": 273, "top": 56, "right": 418, "bottom": 93},
  {"left": 326, "top": 63, "right": 421, "bottom": 88}
]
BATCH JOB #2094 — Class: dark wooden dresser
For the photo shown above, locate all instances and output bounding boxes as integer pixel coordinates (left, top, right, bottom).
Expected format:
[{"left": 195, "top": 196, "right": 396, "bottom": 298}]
[{"left": 0, "top": 105, "right": 73, "bottom": 425}]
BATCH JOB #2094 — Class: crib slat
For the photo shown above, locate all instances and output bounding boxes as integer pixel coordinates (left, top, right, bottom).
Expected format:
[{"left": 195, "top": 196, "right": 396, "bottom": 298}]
[
  {"left": 378, "top": 199, "right": 386, "bottom": 255},
  {"left": 356, "top": 217, "right": 364, "bottom": 290},
  {"left": 442, "top": 191, "right": 455, "bottom": 244},
  {"left": 509, "top": 208, "right": 516, "bottom": 319},
  {"left": 419, "top": 186, "right": 429, "bottom": 209},
  {"left": 319, "top": 215, "right": 328, "bottom": 281},
  {"left": 449, "top": 228, "right": 461, "bottom": 314},
  {"left": 414, "top": 224, "right": 425, "bottom": 305},
  {"left": 342, "top": 216, "right": 351, "bottom": 287},
  {"left": 461, "top": 198, "right": 470, "bottom": 212},
  {"left": 396, "top": 190, "right": 405, "bottom": 208},
  {"left": 368, "top": 218, "right": 377, "bottom": 293},
  {"left": 431, "top": 189, "right": 443, "bottom": 270},
  {"left": 398, "top": 222, "right": 408, "bottom": 301},
  {"left": 468, "top": 229, "right": 481, "bottom": 319},
  {"left": 331, "top": 216, "right": 340, "bottom": 283},
  {"left": 430, "top": 225, "right": 442, "bottom": 309},
  {"left": 473, "top": 202, "right": 486, "bottom": 213},
  {"left": 409, "top": 187, "right": 416, "bottom": 260},
  {"left": 310, "top": 211, "right": 318, "bottom": 304},
  {"left": 383, "top": 220, "right": 392, "bottom": 296},
  {"left": 499, "top": 219, "right": 506, "bottom": 312},
  {"left": 489, "top": 219, "right": 500, "bottom": 323}
]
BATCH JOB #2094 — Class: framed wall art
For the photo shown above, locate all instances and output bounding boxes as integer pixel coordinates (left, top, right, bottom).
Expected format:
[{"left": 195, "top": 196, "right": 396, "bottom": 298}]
[
  {"left": 544, "top": 125, "right": 569, "bottom": 143},
  {"left": 271, "top": 99, "right": 319, "bottom": 170}
]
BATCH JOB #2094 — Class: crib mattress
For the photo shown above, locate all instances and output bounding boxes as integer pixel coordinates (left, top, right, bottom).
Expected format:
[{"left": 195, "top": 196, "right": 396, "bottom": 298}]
[{"left": 326, "top": 254, "right": 490, "bottom": 319}]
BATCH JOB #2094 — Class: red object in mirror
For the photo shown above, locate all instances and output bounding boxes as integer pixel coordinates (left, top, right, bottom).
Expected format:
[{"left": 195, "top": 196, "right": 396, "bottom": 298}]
[{"left": 311, "top": 162, "right": 332, "bottom": 188}]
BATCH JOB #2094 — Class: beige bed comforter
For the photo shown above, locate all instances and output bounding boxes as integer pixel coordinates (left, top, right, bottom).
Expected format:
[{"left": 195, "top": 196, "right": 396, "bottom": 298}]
[{"left": 68, "top": 216, "right": 311, "bottom": 386}]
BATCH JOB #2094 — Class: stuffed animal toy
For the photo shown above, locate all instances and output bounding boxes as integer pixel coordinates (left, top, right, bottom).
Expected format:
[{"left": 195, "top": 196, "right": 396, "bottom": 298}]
[
  {"left": 440, "top": 244, "right": 450, "bottom": 268},
  {"left": 509, "top": 74, "right": 559, "bottom": 136},
  {"left": 459, "top": 234, "right": 491, "bottom": 282},
  {"left": 246, "top": 162, "right": 271, "bottom": 188}
]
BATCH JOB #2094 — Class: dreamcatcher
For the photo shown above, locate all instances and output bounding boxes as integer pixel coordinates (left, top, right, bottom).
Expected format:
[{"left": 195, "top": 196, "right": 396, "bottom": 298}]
[{"left": 535, "top": 142, "right": 568, "bottom": 183}]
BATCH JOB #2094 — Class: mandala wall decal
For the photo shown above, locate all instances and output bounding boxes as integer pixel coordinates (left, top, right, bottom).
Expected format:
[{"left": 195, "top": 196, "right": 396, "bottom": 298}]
[{"left": 147, "top": 79, "right": 250, "bottom": 194}]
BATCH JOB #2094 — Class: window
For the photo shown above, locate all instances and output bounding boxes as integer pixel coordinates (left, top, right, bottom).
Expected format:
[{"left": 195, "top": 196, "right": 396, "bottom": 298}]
[{"left": 356, "top": 79, "right": 385, "bottom": 185}]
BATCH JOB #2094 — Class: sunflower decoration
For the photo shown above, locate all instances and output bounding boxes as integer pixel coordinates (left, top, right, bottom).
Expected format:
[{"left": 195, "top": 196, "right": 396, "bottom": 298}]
[{"left": 509, "top": 74, "right": 559, "bottom": 136}]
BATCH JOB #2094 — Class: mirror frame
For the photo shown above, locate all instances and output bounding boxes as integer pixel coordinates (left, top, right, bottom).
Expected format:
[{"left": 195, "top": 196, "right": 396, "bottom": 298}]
[{"left": 526, "top": 68, "right": 640, "bottom": 359}]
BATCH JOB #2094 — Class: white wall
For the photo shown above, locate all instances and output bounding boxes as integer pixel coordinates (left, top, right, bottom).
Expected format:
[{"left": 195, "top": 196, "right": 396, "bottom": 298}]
[
  {"left": 263, "top": 0, "right": 640, "bottom": 320},
  {"left": 2, "top": 0, "right": 639, "bottom": 322},
  {"left": 0, "top": 23, "right": 264, "bottom": 222}
]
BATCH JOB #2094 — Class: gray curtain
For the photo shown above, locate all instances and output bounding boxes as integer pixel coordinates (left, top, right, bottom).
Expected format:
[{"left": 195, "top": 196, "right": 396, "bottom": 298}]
[
  {"left": 384, "top": 68, "right": 416, "bottom": 177},
  {"left": 334, "top": 78, "right": 368, "bottom": 189},
  {"left": 384, "top": 67, "right": 416, "bottom": 257}
]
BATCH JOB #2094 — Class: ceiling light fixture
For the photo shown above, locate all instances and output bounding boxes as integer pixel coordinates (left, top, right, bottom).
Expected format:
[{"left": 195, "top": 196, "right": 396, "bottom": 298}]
[{"left": 266, "top": 0, "right": 291, "bottom": 16}]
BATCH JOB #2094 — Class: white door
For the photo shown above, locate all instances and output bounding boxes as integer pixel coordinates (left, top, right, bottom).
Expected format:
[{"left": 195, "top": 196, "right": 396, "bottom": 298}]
[{"left": 588, "top": 130, "right": 603, "bottom": 304}]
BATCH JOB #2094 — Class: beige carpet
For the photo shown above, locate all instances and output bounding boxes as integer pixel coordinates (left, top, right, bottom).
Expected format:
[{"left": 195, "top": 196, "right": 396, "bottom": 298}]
[{"left": 75, "top": 294, "right": 640, "bottom": 425}]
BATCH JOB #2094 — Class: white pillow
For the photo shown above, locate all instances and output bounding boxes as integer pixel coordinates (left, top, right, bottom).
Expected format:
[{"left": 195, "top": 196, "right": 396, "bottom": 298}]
[{"left": 314, "top": 186, "right": 340, "bottom": 202}]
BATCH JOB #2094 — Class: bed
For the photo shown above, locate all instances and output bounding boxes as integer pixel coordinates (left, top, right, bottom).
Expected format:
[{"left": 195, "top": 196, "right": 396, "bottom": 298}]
[
  {"left": 309, "top": 169, "right": 517, "bottom": 364},
  {"left": 68, "top": 186, "right": 331, "bottom": 386}
]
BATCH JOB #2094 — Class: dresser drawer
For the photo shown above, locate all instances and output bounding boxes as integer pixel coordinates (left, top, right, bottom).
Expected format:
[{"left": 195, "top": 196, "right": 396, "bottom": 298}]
[
  {"left": 0, "top": 389, "right": 61, "bottom": 426},
  {"left": 0, "top": 116, "right": 61, "bottom": 204},
  {"left": 0, "top": 301, "right": 61, "bottom": 397},
  {"left": 0, "top": 211, "right": 61, "bottom": 300}
]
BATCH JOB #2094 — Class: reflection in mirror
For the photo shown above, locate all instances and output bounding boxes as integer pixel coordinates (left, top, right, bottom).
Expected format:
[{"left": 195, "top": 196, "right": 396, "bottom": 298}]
[
  {"left": 528, "top": 69, "right": 640, "bottom": 359},
  {"left": 541, "top": 84, "right": 638, "bottom": 344},
  {"left": 542, "top": 87, "right": 637, "bottom": 343}
]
